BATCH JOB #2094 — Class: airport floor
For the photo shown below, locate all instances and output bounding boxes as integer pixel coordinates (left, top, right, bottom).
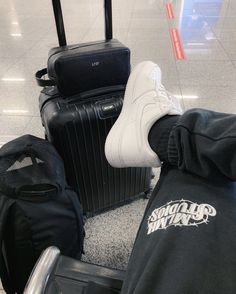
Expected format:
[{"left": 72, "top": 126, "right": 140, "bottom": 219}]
[{"left": 1, "top": 0, "right": 236, "bottom": 292}]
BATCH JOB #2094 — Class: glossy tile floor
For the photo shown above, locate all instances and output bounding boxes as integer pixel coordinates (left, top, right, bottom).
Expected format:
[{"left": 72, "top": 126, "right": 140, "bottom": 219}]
[
  {"left": 1, "top": 0, "right": 236, "bottom": 291},
  {"left": 1, "top": 0, "right": 236, "bottom": 146}
]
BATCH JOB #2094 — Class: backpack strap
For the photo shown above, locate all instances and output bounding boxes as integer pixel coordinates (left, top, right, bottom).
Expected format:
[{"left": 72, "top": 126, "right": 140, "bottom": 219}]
[
  {"left": 65, "top": 187, "right": 85, "bottom": 255},
  {"left": 0, "top": 195, "right": 15, "bottom": 293},
  {"left": 1, "top": 244, "right": 15, "bottom": 294}
]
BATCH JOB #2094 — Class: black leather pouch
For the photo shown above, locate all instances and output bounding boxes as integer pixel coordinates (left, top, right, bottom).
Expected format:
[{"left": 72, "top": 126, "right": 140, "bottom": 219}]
[{"left": 46, "top": 39, "right": 130, "bottom": 96}]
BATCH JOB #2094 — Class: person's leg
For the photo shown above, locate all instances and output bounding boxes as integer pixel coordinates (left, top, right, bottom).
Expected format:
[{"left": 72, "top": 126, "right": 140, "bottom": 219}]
[
  {"left": 106, "top": 61, "right": 236, "bottom": 181},
  {"left": 163, "top": 108, "right": 236, "bottom": 181},
  {"left": 105, "top": 61, "right": 182, "bottom": 168},
  {"left": 105, "top": 62, "right": 236, "bottom": 294},
  {"left": 148, "top": 109, "right": 236, "bottom": 181},
  {"left": 147, "top": 107, "right": 236, "bottom": 181},
  {"left": 148, "top": 114, "right": 180, "bottom": 162}
]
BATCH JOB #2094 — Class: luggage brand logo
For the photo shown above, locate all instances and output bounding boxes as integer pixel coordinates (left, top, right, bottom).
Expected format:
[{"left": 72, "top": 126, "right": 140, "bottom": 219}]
[
  {"left": 92, "top": 61, "right": 100, "bottom": 67},
  {"left": 147, "top": 199, "right": 216, "bottom": 235}
]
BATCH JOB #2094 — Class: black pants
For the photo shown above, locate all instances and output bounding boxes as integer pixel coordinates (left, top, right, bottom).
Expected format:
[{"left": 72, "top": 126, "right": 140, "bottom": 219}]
[
  {"left": 121, "top": 108, "right": 236, "bottom": 294},
  {"left": 152, "top": 108, "right": 236, "bottom": 181}
]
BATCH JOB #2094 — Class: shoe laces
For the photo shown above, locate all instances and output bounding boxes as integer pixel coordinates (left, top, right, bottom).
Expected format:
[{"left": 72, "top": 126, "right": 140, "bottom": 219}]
[
  {"left": 158, "top": 84, "right": 181, "bottom": 112},
  {"left": 158, "top": 84, "right": 173, "bottom": 103}
]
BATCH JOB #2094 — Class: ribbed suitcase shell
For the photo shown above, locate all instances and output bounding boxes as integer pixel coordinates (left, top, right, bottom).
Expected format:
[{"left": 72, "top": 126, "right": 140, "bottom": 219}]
[{"left": 39, "top": 87, "right": 151, "bottom": 216}]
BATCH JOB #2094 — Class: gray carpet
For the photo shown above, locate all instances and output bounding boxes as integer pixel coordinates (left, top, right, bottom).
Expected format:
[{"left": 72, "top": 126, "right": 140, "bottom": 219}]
[{"left": 82, "top": 168, "right": 160, "bottom": 270}]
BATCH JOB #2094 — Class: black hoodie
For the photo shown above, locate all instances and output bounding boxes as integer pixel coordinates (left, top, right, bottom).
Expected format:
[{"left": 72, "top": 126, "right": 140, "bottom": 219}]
[{"left": 122, "top": 109, "right": 236, "bottom": 294}]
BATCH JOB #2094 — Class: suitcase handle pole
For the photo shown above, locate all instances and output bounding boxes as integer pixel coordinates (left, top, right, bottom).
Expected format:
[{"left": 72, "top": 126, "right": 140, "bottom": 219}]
[
  {"left": 51, "top": 0, "right": 113, "bottom": 46},
  {"left": 104, "top": 0, "right": 113, "bottom": 40},
  {"left": 52, "top": 0, "right": 67, "bottom": 46}
]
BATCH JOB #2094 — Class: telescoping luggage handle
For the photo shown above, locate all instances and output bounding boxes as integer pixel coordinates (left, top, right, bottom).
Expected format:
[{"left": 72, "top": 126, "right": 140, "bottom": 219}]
[
  {"left": 52, "top": 0, "right": 113, "bottom": 46},
  {"left": 35, "top": 0, "right": 113, "bottom": 87}
]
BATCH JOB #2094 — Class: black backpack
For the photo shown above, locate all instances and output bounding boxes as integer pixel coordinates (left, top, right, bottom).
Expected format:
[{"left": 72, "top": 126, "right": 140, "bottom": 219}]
[{"left": 0, "top": 135, "right": 85, "bottom": 294}]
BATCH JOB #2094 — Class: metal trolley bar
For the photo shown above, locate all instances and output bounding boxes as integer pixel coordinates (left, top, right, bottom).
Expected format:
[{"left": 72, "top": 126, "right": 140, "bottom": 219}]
[{"left": 24, "top": 247, "right": 60, "bottom": 294}]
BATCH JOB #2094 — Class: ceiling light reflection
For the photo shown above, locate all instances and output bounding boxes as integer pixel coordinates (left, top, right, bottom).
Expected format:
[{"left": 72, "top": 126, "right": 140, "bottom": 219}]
[
  {"left": 11, "top": 33, "right": 22, "bottom": 37},
  {"left": 174, "top": 95, "right": 199, "bottom": 99},
  {"left": 12, "top": 22, "right": 19, "bottom": 25},
  {"left": 187, "top": 43, "right": 205, "bottom": 46},
  {"left": 2, "top": 78, "right": 25, "bottom": 82},
  {"left": 205, "top": 35, "right": 216, "bottom": 41},
  {"left": 3, "top": 110, "right": 29, "bottom": 114}
]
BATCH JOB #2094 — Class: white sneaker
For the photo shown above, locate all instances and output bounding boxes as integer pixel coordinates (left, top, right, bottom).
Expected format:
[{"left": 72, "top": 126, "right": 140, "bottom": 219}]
[{"left": 105, "top": 61, "right": 183, "bottom": 168}]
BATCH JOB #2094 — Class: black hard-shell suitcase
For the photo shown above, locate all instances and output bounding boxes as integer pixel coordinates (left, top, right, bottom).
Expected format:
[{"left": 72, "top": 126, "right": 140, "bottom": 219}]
[
  {"left": 24, "top": 247, "right": 125, "bottom": 294},
  {"left": 36, "top": 0, "right": 130, "bottom": 96},
  {"left": 39, "top": 87, "right": 151, "bottom": 216}
]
